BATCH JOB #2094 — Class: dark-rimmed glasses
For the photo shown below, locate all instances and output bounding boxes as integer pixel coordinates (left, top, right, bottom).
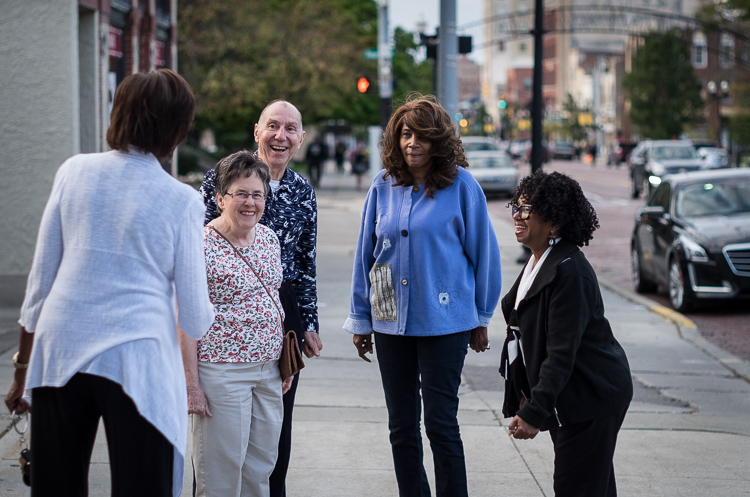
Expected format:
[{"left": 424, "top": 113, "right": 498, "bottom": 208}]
[
  {"left": 510, "top": 204, "right": 533, "bottom": 219},
  {"left": 225, "top": 191, "right": 266, "bottom": 202}
]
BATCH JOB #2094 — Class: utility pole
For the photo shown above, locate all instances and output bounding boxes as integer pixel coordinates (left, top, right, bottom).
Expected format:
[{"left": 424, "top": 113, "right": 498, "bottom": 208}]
[
  {"left": 530, "top": 0, "right": 545, "bottom": 173},
  {"left": 377, "top": 0, "right": 392, "bottom": 131},
  {"left": 438, "top": 0, "right": 458, "bottom": 125}
]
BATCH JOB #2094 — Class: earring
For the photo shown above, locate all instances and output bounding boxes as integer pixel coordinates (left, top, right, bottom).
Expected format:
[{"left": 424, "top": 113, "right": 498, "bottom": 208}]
[{"left": 549, "top": 230, "right": 556, "bottom": 246}]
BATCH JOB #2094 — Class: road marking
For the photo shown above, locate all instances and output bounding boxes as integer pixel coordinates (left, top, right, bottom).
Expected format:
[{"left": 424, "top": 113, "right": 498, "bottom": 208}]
[
  {"left": 582, "top": 190, "right": 631, "bottom": 206},
  {"left": 649, "top": 305, "right": 698, "bottom": 329}
]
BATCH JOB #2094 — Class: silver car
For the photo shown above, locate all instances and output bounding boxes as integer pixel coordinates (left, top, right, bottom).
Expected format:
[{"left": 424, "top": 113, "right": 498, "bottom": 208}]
[
  {"left": 466, "top": 151, "right": 519, "bottom": 197},
  {"left": 697, "top": 147, "right": 730, "bottom": 169}
]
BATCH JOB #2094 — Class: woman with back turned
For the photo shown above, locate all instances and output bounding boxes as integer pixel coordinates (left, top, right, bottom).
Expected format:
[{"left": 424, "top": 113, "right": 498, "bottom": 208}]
[{"left": 4, "top": 69, "right": 214, "bottom": 497}]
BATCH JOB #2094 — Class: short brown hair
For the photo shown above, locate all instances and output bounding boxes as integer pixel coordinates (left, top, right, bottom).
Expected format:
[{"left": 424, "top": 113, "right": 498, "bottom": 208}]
[
  {"left": 214, "top": 150, "right": 271, "bottom": 213},
  {"left": 381, "top": 95, "right": 467, "bottom": 198},
  {"left": 106, "top": 69, "right": 195, "bottom": 159}
]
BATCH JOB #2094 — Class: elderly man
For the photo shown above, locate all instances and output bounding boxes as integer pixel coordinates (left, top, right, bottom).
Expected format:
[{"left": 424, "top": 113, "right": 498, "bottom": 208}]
[{"left": 199, "top": 100, "right": 322, "bottom": 497}]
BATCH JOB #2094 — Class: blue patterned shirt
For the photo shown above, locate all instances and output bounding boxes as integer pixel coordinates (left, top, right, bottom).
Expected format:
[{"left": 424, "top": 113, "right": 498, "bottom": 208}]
[{"left": 200, "top": 166, "right": 319, "bottom": 333}]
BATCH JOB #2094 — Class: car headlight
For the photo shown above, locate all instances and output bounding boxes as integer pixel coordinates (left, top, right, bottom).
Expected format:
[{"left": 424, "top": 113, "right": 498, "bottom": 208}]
[
  {"left": 650, "top": 163, "right": 666, "bottom": 176},
  {"left": 680, "top": 235, "right": 709, "bottom": 262}
]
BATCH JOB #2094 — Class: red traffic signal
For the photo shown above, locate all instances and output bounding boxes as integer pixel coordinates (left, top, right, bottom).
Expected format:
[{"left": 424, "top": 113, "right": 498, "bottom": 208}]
[{"left": 357, "top": 76, "right": 370, "bottom": 94}]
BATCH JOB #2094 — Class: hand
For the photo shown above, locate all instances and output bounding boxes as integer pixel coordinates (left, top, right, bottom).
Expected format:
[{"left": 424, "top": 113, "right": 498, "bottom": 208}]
[
  {"left": 353, "top": 334, "right": 373, "bottom": 363},
  {"left": 303, "top": 331, "right": 323, "bottom": 358},
  {"left": 281, "top": 376, "right": 294, "bottom": 394},
  {"left": 508, "top": 415, "right": 539, "bottom": 440},
  {"left": 469, "top": 326, "right": 490, "bottom": 353},
  {"left": 4, "top": 371, "right": 29, "bottom": 415},
  {"left": 187, "top": 384, "right": 211, "bottom": 417}
]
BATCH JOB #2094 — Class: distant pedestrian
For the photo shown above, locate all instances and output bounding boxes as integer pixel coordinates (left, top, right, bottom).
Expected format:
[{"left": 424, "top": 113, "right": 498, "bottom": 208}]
[
  {"left": 502, "top": 169, "right": 633, "bottom": 496},
  {"left": 344, "top": 96, "right": 502, "bottom": 497},
  {"left": 305, "top": 135, "right": 327, "bottom": 188},
  {"left": 180, "top": 151, "right": 292, "bottom": 497},
  {"left": 4, "top": 69, "right": 214, "bottom": 497},
  {"left": 199, "top": 100, "right": 322, "bottom": 497},
  {"left": 334, "top": 140, "right": 346, "bottom": 174},
  {"left": 351, "top": 141, "right": 369, "bottom": 192}
]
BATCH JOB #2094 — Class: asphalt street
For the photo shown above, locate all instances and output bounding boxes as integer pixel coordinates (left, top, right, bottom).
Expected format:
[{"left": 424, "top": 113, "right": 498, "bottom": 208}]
[{"left": 0, "top": 163, "right": 748, "bottom": 496}]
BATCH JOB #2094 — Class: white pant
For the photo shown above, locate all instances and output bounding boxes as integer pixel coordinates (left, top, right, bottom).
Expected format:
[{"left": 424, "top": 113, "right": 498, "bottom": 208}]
[{"left": 191, "top": 360, "right": 283, "bottom": 497}]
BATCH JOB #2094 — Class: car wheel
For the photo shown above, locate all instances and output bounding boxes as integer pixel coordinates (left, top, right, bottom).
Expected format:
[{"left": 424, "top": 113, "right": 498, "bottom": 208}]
[
  {"left": 631, "top": 245, "right": 657, "bottom": 293},
  {"left": 668, "top": 258, "right": 693, "bottom": 312}
]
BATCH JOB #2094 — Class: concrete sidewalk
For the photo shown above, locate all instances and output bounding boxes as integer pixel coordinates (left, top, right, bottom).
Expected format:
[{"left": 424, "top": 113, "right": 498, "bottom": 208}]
[{"left": 0, "top": 164, "right": 748, "bottom": 496}]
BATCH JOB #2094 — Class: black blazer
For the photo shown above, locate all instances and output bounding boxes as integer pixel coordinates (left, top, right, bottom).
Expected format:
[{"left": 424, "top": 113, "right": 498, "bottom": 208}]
[{"left": 501, "top": 240, "right": 633, "bottom": 431}]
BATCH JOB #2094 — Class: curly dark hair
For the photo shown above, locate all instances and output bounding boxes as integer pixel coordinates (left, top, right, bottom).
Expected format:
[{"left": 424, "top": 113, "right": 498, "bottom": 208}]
[
  {"left": 381, "top": 95, "right": 468, "bottom": 198},
  {"left": 510, "top": 170, "right": 600, "bottom": 247}
]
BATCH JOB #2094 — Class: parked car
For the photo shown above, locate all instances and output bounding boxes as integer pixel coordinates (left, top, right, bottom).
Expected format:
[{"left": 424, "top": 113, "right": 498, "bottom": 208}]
[
  {"left": 607, "top": 141, "right": 637, "bottom": 167},
  {"left": 466, "top": 150, "right": 519, "bottom": 197},
  {"left": 631, "top": 168, "right": 750, "bottom": 311},
  {"left": 508, "top": 140, "right": 530, "bottom": 160},
  {"left": 697, "top": 147, "right": 730, "bottom": 169},
  {"left": 461, "top": 136, "right": 501, "bottom": 152},
  {"left": 549, "top": 140, "right": 576, "bottom": 160},
  {"left": 629, "top": 140, "right": 703, "bottom": 199},
  {"left": 523, "top": 142, "right": 550, "bottom": 163}
]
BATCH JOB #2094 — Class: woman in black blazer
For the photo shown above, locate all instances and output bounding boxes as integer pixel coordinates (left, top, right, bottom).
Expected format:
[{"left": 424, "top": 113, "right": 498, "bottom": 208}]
[{"left": 501, "top": 170, "right": 633, "bottom": 497}]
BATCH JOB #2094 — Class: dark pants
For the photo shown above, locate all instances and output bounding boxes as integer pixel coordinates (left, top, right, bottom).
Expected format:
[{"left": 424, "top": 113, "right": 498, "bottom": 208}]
[
  {"left": 549, "top": 406, "right": 629, "bottom": 497},
  {"left": 269, "top": 282, "right": 306, "bottom": 497},
  {"left": 375, "top": 331, "right": 471, "bottom": 497},
  {"left": 31, "top": 373, "right": 173, "bottom": 497}
]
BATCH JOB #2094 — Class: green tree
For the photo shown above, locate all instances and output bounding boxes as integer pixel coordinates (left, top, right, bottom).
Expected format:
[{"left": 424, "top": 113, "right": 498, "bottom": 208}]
[
  {"left": 623, "top": 32, "right": 704, "bottom": 139},
  {"left": 391, "top": 27, "right": 434, "bottom": 104},
  {"left": 179, "top": 0, "right": 380, "bottom": 151},
  {"left": 560, "top": 94, "right": 589, "bottom": 142}
]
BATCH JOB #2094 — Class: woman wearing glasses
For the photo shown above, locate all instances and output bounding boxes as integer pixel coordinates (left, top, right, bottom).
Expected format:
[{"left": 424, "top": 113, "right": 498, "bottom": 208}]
[
  {"left": 179, "top": 151, "right": 292, "bottom": 497},
  {"left": 502, "top": 170, "right": 632, "bottom": 496},
  {"left": 344, "top": 96, "right": 502, "bottom": 497}
]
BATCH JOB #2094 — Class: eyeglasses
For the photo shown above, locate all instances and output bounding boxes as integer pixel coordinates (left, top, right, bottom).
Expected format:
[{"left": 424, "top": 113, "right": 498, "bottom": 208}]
[
  {"left": 224, "top": 191, "right": 266, "bottom": 202},
  {"left": 511, "top": 204, "right": 533, "bottom": 219}
]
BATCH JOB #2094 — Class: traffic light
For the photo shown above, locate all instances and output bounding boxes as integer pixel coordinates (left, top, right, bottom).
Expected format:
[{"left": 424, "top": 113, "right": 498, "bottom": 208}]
[{"left": 357, "top": 76, "right": 371, "bottom": 94}]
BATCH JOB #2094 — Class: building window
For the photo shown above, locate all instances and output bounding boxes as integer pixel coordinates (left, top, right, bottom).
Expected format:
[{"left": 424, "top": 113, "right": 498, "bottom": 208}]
[
  {"left": 523, "top": 77, "right": 532, "bottom": 91},
  {"left": 692, "top": 32, "right": 707, "bottom": 68},
  {"left": 519, "top": 42, "right": 527, "bottom": 52},
  {"left": 720, "top": 34, "right": 735, "bottom": 68}
]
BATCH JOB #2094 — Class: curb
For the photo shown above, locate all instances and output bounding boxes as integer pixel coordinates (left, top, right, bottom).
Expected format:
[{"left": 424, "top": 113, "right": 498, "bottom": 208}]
[{"left": 598, "top": 278, "right": 750, "bottom": 385}]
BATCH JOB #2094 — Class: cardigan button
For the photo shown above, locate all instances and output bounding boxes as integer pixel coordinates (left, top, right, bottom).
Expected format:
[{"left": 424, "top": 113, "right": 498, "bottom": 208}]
[
  {"left": 401, "top": 279, "right": 408, "bottom": 286},
  {"left": 401, "top": 230, "right": 408, "bottom": 237}
]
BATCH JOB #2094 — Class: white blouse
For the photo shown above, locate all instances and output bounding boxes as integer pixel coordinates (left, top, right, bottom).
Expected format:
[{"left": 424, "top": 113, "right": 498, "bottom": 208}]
[{"left": 19, "top": 149, "right": 215, "bottom": 497}]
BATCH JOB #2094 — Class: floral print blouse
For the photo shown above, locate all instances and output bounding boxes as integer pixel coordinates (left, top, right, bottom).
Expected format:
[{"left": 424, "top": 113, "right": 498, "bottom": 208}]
[{"left": 198, "top": 223, "right": 285, "bottom": 362}]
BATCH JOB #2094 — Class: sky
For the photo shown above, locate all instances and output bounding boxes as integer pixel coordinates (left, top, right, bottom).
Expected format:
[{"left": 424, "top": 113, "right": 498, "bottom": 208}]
[{"left": 389, "top": 0, "right": 485, "bottom": 63}]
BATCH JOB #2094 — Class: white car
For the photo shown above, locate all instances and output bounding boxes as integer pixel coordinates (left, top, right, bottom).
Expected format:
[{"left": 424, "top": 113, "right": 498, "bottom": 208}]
[
  {"left": 466, "top": 151, "right": 519, "bottom": 197},
  {"left": 697, "top": 147, "right": 730, "bottom": 169}
]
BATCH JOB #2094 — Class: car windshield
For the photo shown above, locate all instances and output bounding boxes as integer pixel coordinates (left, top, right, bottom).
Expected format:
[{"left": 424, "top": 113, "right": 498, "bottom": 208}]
[
  {"left": 463, "top": 141, "right": 500, "bottom": 152},
  {"left": 675, "top": 179, "right": 750, "bottom": 217},
  {"left": 468, "top": 154, "right": 513, "bottom": 169},
  {"left": 651, "top": 145, "right": 696, "bottom": 160}
]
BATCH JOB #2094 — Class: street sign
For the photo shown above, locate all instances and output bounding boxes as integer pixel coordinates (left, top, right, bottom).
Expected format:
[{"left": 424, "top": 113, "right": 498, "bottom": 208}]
[{"left": 364, "top": 49, "right": 378, "bottom": 60}]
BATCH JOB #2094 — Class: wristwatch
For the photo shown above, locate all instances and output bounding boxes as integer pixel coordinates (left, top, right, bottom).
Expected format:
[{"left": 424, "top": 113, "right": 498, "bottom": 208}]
[{"left": 12, "top": 352, "right": 28, "bottom": 370}]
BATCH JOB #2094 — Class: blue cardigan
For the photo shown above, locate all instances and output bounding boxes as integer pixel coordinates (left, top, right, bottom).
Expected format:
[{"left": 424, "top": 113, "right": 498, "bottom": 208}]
[{"left": 344, "top": 167, "right": 502, "bottom": 336}]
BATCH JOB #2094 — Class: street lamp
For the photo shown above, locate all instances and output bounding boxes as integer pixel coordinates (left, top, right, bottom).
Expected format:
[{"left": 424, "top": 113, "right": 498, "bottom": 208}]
[{"left": 707, "top": 79, "right": 729, "bottom": 145}]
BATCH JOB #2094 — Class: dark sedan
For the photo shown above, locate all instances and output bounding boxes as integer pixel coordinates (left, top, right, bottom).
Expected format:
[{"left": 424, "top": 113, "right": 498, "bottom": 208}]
[
  {"left": 550, "top": 140, "right": 576, "bottom": 160},
  {"left": 629, "top": 140, "right": 703, "bottom": 199},
  {"left": 631, "top": 169, "right": 750, "bottom": 311}
]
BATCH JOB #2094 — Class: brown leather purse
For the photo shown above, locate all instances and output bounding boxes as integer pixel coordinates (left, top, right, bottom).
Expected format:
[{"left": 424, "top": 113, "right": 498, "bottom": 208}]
[{"left": 210, "top": 226, "right": 305, "bottom": 380}]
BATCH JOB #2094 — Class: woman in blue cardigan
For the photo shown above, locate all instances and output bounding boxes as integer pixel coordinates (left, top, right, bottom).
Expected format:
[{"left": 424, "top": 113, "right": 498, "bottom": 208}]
[
  {"left": 344, "top": 97, "right": 502, "bottom": 497},
  {"left": 502, "top": 170, "right": 633, "bottom": 496}
]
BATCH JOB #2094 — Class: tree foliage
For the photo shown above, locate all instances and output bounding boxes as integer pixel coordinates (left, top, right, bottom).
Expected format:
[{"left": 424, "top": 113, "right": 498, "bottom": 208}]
[
  {"left": 179, "top": 0, "right": 380, "bottom": 149},
  {"left": 391, "top": 27, "right": 434, "bottom": 105},
  {"left": 560, "top": 94, "right": 590, "bottom": 142},
  {"left": 623, "top": 32, "right": 704, "bottom": 139}
]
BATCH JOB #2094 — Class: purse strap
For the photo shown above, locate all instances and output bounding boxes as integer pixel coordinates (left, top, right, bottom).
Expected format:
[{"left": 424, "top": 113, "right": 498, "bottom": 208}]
[{"left": 210, "top": 225, "right": 286, "bottom": 332}]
